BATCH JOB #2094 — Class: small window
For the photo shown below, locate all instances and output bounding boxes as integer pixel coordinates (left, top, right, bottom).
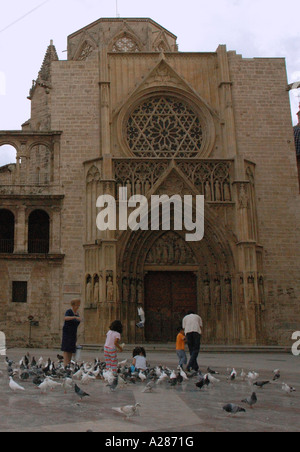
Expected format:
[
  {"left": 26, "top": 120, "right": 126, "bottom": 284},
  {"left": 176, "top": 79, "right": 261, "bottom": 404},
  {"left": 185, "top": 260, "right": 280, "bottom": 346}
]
[{"left": 12, "top": 282, "right": 28, "bottom": 303}]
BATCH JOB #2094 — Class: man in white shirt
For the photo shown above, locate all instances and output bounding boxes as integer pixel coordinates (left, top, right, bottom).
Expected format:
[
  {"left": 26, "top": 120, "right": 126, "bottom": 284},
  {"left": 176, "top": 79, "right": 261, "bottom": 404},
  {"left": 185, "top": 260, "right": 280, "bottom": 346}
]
[{"left": 182, "top": 311, "right": 203, "bottom": 372}]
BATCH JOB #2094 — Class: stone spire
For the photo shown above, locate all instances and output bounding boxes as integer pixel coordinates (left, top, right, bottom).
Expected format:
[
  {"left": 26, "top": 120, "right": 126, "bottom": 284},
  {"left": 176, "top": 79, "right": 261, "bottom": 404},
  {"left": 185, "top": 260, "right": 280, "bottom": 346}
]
[{"left": 38, "top": 40, "right": 59, "bottom": 83}]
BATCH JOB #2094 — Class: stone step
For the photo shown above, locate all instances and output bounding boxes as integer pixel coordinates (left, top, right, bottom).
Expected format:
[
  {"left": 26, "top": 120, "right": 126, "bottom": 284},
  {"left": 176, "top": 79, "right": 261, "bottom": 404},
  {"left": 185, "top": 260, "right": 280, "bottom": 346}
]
[{"left": 82, "top": 343, "right": 291, "bottom": 354}]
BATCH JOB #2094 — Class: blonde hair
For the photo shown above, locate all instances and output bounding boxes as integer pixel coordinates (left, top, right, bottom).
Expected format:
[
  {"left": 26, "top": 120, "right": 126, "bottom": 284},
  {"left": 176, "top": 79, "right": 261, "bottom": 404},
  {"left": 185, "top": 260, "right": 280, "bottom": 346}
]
[{"left": 71, "top": 299, "right": 81, "bottom": 307}]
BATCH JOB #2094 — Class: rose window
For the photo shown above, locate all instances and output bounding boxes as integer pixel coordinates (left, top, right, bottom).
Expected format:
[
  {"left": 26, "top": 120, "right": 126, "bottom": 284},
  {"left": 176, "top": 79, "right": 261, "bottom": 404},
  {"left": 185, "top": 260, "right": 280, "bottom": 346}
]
[
  {"left": 112, "top": 36, "right": 140, "bottom": 53},
  {"left": 126, "top": 96, "right": 203, "bottom": 158}
]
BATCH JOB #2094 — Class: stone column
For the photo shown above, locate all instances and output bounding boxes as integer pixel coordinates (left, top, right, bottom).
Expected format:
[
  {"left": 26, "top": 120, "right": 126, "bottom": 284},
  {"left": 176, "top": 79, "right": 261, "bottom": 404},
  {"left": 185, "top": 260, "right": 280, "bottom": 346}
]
[
  {"left": 50, "top": 207, "right": 61, "bottom": 254},
  {"left": 14, "top": 205, "right": 27, "bottom": 253},
  {"left": 217, "top": 45, "right": 238, "bottom": 159}
]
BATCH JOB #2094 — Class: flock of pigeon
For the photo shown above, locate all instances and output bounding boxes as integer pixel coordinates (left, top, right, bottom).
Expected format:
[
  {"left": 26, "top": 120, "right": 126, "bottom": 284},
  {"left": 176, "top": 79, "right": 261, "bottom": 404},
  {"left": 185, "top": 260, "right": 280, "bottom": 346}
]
[{"left": 3, "top": 353, "right": 297, "bottom": 421}]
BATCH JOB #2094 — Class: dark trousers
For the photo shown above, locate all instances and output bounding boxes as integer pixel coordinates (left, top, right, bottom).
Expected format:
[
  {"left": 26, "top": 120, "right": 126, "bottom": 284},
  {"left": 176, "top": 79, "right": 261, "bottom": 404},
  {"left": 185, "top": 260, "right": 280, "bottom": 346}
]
[{"left": 186, "top": 332, "right": 201, "bottom": 371}]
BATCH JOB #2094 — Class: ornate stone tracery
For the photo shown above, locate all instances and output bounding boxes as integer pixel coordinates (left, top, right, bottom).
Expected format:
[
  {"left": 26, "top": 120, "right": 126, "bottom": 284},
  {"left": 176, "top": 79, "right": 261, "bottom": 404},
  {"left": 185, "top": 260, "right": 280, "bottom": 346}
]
[
  {"left": 77, "top": 42, "right": 94, "bottom": 61},
  {"left": 126, "top": 96, "right": 203, "bottom": 158},
  {"left": 112, "top": 35, "right": 140, "bottom": 53},
  {"left": 145, "top": 231, "right": 196, "bottom": 266}
]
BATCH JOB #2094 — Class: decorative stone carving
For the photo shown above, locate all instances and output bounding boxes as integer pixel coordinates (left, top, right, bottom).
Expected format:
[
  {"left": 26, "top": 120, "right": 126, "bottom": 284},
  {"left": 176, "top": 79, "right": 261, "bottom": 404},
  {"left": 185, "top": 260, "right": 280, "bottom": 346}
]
[
  {"left": 93, "top": 275, "right": 100, "bottom": 305},
  {"left": 112, "top": 35, "right": 140, "bottom": 53},
  {"left": 106, "top": 274, "right": 114, "bottom": 302},
  {"left": 77, "top": 42, "right": 94, "bottom": 61},
  {"left": 122, "top": 277, "right": 129, "bottom": 302},
  {"left": 87, "top": 165, "right": 101, "bottom": 184},
  {"left": 177, "top": 161, "right": 232, "bottom": 201},
  {"left": 137, "top": 280, "right": 143, "bottom": 304},
  {"left": 247, "top": 275, "right": 255, "bottom": 303},
  {"left": 126, "top": 96, "right": 203, "bottom": 158},
  {"left": 239, "top": 184, "right": 249, "bottom": 210},
  {"left": 214, "top": 279, "right": 221, "bottom": 305},
  {"left": 203, "top": 278, "right": 211, "bottom": 305},
  {"left": 114, "top": 160, "right": 168, "bottom": 198},
  {"left": 130, "top": 279, "right": 136, "bottom": 303},
  {"left": 145, "top": 232, "right": 196, "bottom": 265},
  {"left": 224, "top": 276, "right": 233, "bottom": 305},
  {"left": 85, "top": 275, "right": 92, "bottom": 307}
]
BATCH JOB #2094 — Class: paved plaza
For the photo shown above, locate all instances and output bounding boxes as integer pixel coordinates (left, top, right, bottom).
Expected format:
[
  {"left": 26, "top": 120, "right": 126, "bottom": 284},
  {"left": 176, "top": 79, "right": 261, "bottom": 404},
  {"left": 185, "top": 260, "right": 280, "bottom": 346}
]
[{"left": 0, "top": 348, "right": 299, "bottom": 432}]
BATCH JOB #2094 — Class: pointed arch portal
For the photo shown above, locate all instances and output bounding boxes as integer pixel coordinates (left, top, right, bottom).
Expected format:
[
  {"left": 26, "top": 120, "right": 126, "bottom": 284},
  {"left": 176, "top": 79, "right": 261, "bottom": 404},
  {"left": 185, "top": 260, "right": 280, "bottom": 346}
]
[{"left": 118, "top": 203, "right": 239, "bottom": 344}]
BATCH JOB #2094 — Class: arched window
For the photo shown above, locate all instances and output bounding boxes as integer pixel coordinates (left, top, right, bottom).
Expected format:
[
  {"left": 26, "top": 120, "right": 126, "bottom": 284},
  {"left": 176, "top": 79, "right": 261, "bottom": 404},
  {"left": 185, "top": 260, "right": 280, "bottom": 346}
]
[
  {"left": 0, "top": 145, "right": 17, "bottom": 185},
  {"left": 28, "top": 210, "right": 50, "bottom": 254},
  {"left": 0, "top": 209, "right": 15, "bottom": 253}
]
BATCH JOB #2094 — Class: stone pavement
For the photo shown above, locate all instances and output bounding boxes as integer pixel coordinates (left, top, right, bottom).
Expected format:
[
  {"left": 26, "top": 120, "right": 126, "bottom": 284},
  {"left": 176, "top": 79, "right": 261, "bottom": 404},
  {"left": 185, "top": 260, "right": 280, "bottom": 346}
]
[{"left": 0, "top": 348, "right": 300, "bottom": 432}]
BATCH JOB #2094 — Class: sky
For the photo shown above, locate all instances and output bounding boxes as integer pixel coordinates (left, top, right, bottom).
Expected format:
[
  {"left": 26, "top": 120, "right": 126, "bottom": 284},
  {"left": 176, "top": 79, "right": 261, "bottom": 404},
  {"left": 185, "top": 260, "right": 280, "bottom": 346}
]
[{"left": 0, "top": 0, "right": 299, "bottom": 166}]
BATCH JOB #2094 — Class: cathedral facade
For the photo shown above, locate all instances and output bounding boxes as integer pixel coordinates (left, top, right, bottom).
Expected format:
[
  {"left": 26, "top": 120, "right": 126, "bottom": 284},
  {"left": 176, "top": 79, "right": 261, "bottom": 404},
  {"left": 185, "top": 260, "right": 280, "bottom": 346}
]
[{"left": 0, "top": 18, "right": 299, "bottom": 347}]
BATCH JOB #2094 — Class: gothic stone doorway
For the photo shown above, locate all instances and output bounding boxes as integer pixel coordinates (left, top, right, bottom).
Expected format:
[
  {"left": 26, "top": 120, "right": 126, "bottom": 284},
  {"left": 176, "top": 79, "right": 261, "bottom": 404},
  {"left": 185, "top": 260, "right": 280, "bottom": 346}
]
[{"left": 144, "top": 271, "right": 197, "bottom": 342}]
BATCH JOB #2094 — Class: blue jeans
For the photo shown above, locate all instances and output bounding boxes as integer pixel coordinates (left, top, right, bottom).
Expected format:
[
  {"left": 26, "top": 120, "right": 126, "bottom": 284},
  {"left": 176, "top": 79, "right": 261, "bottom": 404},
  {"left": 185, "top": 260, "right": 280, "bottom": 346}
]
[{"left": 176, "top": 350, "right": 187, "bottom": 368}]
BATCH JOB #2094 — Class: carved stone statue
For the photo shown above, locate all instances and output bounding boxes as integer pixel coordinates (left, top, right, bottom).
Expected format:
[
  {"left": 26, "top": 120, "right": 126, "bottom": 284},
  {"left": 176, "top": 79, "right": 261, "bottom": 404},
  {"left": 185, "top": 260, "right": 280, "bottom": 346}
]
[
  {"left": 248, "top": 275, "right": 255, "bottom": 304},
  {"left": 137, "top": 280, "right": 143, "bottom": 304},
  {"left": 86, "top": 276, "right": 92, "bottom": 307},
  {"left": 204, "top": 281, "right": 211, "bottom": 305},
  {"left": 93, "top": 281, "right": 99, "bottom": 305},
  {"left": 122, "top": 277, "right": 129, "bottom": 302},
  {"left": 224, "top": 183, "right": 231, "bottom": 202},
  {"left": 214, "top": 280, "right": 221, "bottom": 305},
  {"left": 214, "top": 180, "right": 222, "bottom": 201},
  {"left": 224, "top": 278, "right": 232, "bottom": 305},
  {"left": 205, "top": 181, "right": 212, "bottom": 201},
  {"left": 239, "top": 184, "right": 249, "bottom": 210},
  {"left": 130, "top": 279, "right": 136, "bottom": 303},
  {"left": 239, "top": 276, "right": 245, "bottom": 304},
  {"left": 107, "top": 276, "right": 114, "bottom": 302}
]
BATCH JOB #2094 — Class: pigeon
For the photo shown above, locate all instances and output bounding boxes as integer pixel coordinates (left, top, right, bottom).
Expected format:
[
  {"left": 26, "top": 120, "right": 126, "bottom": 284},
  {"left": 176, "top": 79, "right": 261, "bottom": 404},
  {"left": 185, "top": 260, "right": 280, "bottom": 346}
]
[
  {"left": 241, "top": 370, "right": 247, "bottom": 381},
  {"left": 81, "top": 372, "right": 96, "bottom": 385},
  {"left": 179, "top": 367, "right": 189, "bottom": 381},
  {"left": 108, "top": 376, "right": 119, "bottom": 392},
  {"left": 241, "top": 392, "right": 257, "bottom": 408},
  {"left": 253, "top": 381, "right": 270, "bottom": 389},
  {"left": 206, "top": 373, "right": 220, "bottom": 384},
  {"left": 62, "top": 378, "right": 73, "bottom": 394},
  {"left": 142, "top": 381, "right": 155, "bottom": 393},
  {"left": 169, "top": 370, "right": 177, "bottom": 387},
  {"left": 273, "top": 370, "right": 281, "bottom": 381},
  {"left": 75, "top": 384, "right": 90, "bottom": 401},
  {"left": 157, "top": 371, "right": 168, "bottom": 384},
  {"left": 112, "top": 403, "right": 141, "bottom": 420},
  {"left": 282, "top": 383, "right": 296, "bottom": 394},
  {"left": 9, "top": 377, "right": 25, "bottom": 392},
  {"left": 223, "top": 404, "right": 246, "bottom": 414},
  {"left": 38, "top": 379, "right": 50, "bottom": 394},
  {"left": 103, "top": 370, "right": 115, "bottom": 385},
  {"left": 138, "top": 371, "right": 147, "bottom": 382},
  {"left": 229, "top": 369, "right": 237, "bottom": 381},
  {"left": 46, "top": 378, "right": 62, "bottom": 391},
  {"left": 136, "top": 307, "right": 145, "bottom": 328},
  {"left": 73, "top": 368, "right": 84, "bottom": 380},
  {"left": 118, "top": 359, "right": 128, "bottom": 367},
  {"left": 195, "top": 374, "right": 210, "bottom": 390},
  {"left": 247, "top": 372, "right": 259, "bottom": 383},
  {"left": 207, "top": 367, "right": 219, "bottom": 375}
]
